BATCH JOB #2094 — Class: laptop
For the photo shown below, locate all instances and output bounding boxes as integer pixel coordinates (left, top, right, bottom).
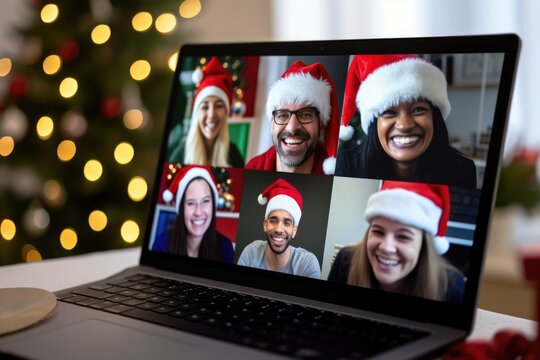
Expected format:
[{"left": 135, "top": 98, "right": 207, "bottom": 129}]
[{"left": 0, "top": 34, "right": 520, "bottom": 359}]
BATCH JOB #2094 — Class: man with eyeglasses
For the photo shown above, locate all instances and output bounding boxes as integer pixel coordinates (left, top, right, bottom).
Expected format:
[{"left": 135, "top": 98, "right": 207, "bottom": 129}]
[{"left": 245, "top": 60, "right": 340, "bottom": 175}]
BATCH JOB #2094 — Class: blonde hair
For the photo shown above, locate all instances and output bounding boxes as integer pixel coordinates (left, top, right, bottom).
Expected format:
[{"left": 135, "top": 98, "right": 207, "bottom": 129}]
[
  {"left": 183, "top": 103, "right": 231, "bottom": 167},
  {"left": 347, "top": 227, "right": 453, "bottom": 301}
]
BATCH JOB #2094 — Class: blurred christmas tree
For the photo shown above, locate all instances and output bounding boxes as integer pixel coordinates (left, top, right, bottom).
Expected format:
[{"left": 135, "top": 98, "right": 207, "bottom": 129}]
[{"left": 0, "top": 0, "right": 203, "bottom": 265}]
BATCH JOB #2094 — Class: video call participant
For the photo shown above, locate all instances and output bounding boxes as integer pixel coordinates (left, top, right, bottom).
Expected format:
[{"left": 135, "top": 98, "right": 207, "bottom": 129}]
[
  {"left": 153, "top": 165, "right": 234, "bottom": 263},
  {"left": 238, "top": 178, "right": 321, "bottom": 278},
  {"left": 336, "top": 54, "right": 476, "bottom": 188},
  {"left": 245, "top": 60, "right": 341, "bottom": 175},
  {"left": 328, "top": 180, "right": 465, "bottom": 303},
  {"left": 170, "top": 57, "right": 244, "bottom": 168}
]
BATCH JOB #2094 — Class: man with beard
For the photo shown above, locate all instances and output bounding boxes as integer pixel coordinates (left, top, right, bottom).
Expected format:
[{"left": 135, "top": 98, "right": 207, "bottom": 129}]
[
  {"left": 237, "top": 178, "right": 321, "bottom": 278},
  {"left": 245, "top": 60, "right": 340, "bottom": 175}
]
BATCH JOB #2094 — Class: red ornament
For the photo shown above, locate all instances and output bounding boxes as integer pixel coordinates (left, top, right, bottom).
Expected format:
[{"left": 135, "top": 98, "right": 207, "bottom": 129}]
[
  {"left": 9, "top": 74, "right": 28, "bottom": 100},
  {"left": 101, "top": 96, "right": 123, "bottom": 119},
  {"left": 59, "top": 40, "right": 80, "bottom": 63}
]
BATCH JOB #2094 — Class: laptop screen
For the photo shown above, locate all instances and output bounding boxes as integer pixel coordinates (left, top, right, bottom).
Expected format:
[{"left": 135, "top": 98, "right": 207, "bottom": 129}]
[{"left": 142, "top": 35, "right": 519, "bottom": 328}]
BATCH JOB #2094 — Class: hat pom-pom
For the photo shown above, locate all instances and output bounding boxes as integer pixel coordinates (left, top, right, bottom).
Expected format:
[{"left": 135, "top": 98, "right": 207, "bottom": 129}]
[
  {"left": 339, "top": 125, "right": 354, "bottom": 141},
  {"left": 163, "top": 189, "right": 174, "bottom": 203},
  {"left": 258, "top": 194, "right": 268, "bottom": 205},
  {"left": 434, "top": 236, "right": 450, "bottom": 255},
  {"left": 322, "top": 156, "right": 336, "bottom": 175},
  {"left": 192, "top": 68, "right": 203, "bottom": 84}
]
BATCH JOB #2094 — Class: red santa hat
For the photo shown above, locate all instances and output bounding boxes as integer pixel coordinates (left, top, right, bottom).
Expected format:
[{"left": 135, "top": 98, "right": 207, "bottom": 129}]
[
  {"left": 265, "top": 60, "right": 340, "bottom": 175},
  {"left": 162, "top": 165, "right": 219, "bottom": 213},
  {"left": 191, "top": 56, "right": 233, "bottom": 115},
  {"left": 340, "top": 54, "right": 451, "bottom": 140},
  {"left": 364, "top": 180, "right": 451, "bottom": 254},
  {"left": 258, "top": 178, "right": 303, "bottom": 226}
]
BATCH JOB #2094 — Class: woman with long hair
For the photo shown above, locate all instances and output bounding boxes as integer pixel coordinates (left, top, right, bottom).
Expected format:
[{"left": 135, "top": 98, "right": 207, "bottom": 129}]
[
  {"left": 328, "top": 181, "right": 465, "bottom": 303},
  {"left": 153, "top": 165, "right": 234, "bottom": 263},
  {"left": 173, "top": 56, "right": 244, "bottom": 168},
  {"left": 336, "top": 54, "right": 476, "bottom": 188}
]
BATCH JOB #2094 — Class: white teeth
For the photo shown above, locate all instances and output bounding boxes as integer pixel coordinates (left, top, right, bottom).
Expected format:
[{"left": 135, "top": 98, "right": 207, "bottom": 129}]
[
  {"left": 392, "top": 136, "right": 419, "bottom": 145},
  {"left": 284, "top": 138, "right": 303, "bottom": 145},
  {"left": 272, "top": 236, "right": 285, "bottom": 243},
  {"left": 377, "top": 256, "right": 399, "bottom": 266},
  {"left": 192, "top": 220, "right": 205, "bottom": 225}
]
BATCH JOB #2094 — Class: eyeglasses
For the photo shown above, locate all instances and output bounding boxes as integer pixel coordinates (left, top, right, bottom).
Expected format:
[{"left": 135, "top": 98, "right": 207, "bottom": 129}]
[{"left": 271, "top": 107, "right": 319, "bottom": 125}]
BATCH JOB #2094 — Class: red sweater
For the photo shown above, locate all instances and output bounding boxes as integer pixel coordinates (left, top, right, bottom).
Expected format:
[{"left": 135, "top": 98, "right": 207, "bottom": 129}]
[{"left": 245, "top": 142, "right": 327, "bottom": 175}]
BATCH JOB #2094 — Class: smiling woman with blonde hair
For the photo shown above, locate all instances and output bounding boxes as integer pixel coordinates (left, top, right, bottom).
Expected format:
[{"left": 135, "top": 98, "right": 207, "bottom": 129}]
[{"left": 182, "top": 56, "right": 244, "bottom": 168}]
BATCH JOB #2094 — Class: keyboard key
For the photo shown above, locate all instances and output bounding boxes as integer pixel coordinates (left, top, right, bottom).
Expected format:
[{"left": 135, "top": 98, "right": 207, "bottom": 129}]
[{"left": 103, "top": 304, "right": 134, "bottom": 314}]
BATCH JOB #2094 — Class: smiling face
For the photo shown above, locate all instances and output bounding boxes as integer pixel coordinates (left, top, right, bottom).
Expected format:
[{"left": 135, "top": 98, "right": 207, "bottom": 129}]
[
  {"left": 183, "top": 179, "right": 213, "bottom": 242},
  {"left": 197, "top": 95, "right": 228, "bottom": 144},
  {"left": 376, "top": 100, "right": 434, "bottom": 163},
  {"left": 271, "top": 103, "right": 321, "bottom": 170},
  {"left": 366, "top": 216, "right": 423, "bottom": 292},
  {"left": 263, "top": 209, "right": 298, "bottom": 255}
]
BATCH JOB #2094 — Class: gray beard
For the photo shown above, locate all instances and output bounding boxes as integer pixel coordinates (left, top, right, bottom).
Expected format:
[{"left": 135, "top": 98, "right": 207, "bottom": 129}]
[{"left": 275, "top": 135, "right": 316, "bottom": 167}]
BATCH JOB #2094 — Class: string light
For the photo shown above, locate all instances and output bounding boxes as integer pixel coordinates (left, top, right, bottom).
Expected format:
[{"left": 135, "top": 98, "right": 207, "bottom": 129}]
[
  {"left": 88, "top": 210, "right": 107, "bottom": 231},
  {"left": 60, "top": 228, "right": 77, "bottom": 250},
  {"left": 26, "top": 249, "right": 43, "bottom": 262},
  {"left": 168, "top": 52, "right": 178, "bottom": 71},
  {"left": 121, "top": 220, "right": 139, "bottom": 243},
  {"left": 0, "top": 57, "right": 12, "bottom": 77},
  {"left": 42, "top": 55, "right": 62, "bottom": 75},
  {"left": 41, "top": 3, "right": 59, "bottom": 23},
  {"left": 155, "top": 13, "right": 176, "bottom": 33},
  {"left": 0, "top": 136, "right": 15, "bottom": 157},
  {"left": 43, "top": 179, "right": 66, "bottom": 207},
  {"left": 123, "top": 109, "right": 144, "bottom": 130},
  {"left": 127, "top": 176, "right": 147, "bottom": 201},
  {"left": 130, "top": 60, "right": 151, "bottom": 81},
  {"left": 57, "top": 140, "right": 76, "bottom": 161},
  {"left": 114, "top": 142, "right": 134, "bottom": 164},
  {"left": 0, "top": 219, "right": 16, "bottom": 241},
  {"left": 36, "top": 116, "right": 54, "bottom": 140},
  {"left": 132, "top": 12, "right": 152, "bottom": 32},
  {"left": 83, "top": 159, "right": 103, "bottom": 181},
  {"left": 91, "top": 24, "right": 111, "bottom": 45},
  {"left": 59, "top": 77, "right": 78, "bottom": 98},
  {"left": 179, "top": 0, "right": 202, "bottom": 19}
]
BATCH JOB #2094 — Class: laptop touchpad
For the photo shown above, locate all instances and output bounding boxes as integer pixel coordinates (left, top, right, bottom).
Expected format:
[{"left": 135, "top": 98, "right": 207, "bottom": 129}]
[{"left": 4, "top": 319, "right": 206, "bottom": 360}]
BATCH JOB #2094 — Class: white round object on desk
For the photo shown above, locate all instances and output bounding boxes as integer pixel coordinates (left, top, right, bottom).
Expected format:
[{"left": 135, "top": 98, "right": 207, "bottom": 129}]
[{"left": 0, "top": 287, "right": 57, "bottom": 336}]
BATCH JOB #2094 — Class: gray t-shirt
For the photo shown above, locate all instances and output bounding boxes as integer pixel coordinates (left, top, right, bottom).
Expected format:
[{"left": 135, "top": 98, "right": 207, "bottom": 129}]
[{"left": 237, "top": 240, "right": 321, "bottom": 279}]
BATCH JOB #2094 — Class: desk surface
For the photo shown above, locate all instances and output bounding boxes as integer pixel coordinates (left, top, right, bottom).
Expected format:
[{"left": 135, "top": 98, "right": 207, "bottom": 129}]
[{"left": 0, "top": 247, "right": 536, "bottom": 341}]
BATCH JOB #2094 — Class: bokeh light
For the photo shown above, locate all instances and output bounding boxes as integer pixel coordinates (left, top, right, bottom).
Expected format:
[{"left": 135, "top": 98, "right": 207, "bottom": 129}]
[
  {"left": 155, "top": 13, "right": 176, "bottom": 33},
  {"left": 91, "top": 24, "right": 111, "bottom": 45},
  {"left": 42, "top": 55, "right": 62, "bottom": 75},
  {"left": 26, "top": 249, "right": 43, "bottom": 262},
  {"left": 36, "top": 116, "right": 54, "bottom": 140},
  {"left": 0, "top": 57, "right": 12, "bottom": 77},
  {"left": 132, "top": 12, "right": 152, "bottom": 32},
  {"left": 0, "top": 219, "right": 16, "bottom": 241},
  {"left": 114, "top": 142, "right": 134, "bottom": 164},
  {"left": 121, "top": 220, "right": 139, "bottom": 243},
  {"left": 59, "top": 77, "right": 78, "bottom": 98},
  {"left": 88, "top": 210, "right": 107, "bottom": 231},
  {"left": 129, "top": 60, "right": 151, "bottom": 81},
  {"left": 84, "top": 159, "right": 103, "bottom": 181},
  {"left": 127, "top": 176, "right": 148, "bottom": 201},
  {"left": 168, "top": 52, "right": 178, "bottom": 71},
  {"left": 57, "top": 140, "right": 76, "bottom": 161},
  {"left": 60, "top": 228, "right": 77, "bottom": 250},
  {"left": 41, "top": 3, "right": 59, "bottom": 23},
  {"left": 43, "top": 179, "right": 66, "bottom": 207},
  {"left": 179, "top": 0, "right": 202, "bottom": 19},
  {"left": 123, "top": 109, "right": 144, "bottom": 130},
  {"left": 0, "top": 136, "right": 15, "bottom": 157}
]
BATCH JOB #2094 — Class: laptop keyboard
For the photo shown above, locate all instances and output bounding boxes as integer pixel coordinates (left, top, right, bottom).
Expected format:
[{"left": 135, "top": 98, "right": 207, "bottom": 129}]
[{"left": 58, "top": 273, "right": 428, "bottom": 359}]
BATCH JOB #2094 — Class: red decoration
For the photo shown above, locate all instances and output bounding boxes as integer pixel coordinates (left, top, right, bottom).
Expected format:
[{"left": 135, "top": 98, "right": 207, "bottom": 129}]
[
  {"left": 9, "top": 74, "right": 28, "bottom": 100},
  {"left": 443, "top": 330, "right": 534, "bottom": 359},
  {"left": 59, "top": 40, "right": 80, "bottom": 63},
  {"left": 100, "top": 96, "right": 123, "bottom": 119}
]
